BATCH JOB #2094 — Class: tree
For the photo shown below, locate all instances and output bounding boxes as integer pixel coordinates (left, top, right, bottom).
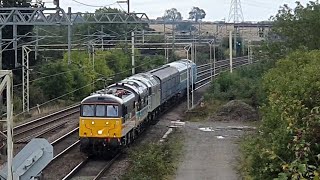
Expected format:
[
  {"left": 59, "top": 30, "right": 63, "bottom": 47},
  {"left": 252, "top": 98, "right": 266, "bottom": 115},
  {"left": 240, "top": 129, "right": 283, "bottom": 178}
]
[
  {"left": 135, "top": 55, "right": 165, "bottom": 73},
  {"left": 242, "top": 50, "right": 320, "bottom": 179},
  {"left": 176, "top": 22, "right": 196, "bottom": 32},
  {"left": 1, "top": 0, "right": 31, "bottom": 7},
  {"left": 271, "top": 1, "right": 320, "bottom": 50},
  {"left": 189, "top": 7, "right": 206, "bottom": 22},
  {"left": 162, "top": 8, "right": 182, "bottom": 22},
  {"left": 35, "top": 61, "right": 74, "bottom": 100}
]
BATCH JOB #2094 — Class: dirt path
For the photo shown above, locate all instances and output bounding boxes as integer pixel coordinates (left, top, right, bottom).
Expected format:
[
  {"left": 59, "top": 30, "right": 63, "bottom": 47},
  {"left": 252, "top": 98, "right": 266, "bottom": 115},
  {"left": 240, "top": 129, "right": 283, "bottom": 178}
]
[{"left": 175, "top": 120, "right": 256, "bottom": 180}]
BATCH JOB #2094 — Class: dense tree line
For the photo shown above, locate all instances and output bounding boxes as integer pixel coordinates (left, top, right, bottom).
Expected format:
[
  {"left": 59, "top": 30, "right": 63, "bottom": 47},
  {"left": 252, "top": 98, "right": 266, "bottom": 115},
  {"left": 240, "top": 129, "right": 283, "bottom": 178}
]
[
  {"left": 209, "top": 1, "right": 320, "bottom": 179},
  {"left": 22, "top": 49, "right": 165, "bottom": 112},
  {"left": 207, "top": 1, "right": 320, "bottom": 179},
  {"left": 3, "top": 6, "right": 165, "bottom": 114}
]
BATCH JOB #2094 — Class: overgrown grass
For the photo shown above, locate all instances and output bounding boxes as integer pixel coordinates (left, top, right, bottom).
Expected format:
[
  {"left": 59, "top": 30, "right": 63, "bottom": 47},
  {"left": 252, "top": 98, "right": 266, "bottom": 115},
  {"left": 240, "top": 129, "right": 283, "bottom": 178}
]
[
  {"left": 207, "top": 59, "right": 275, "bottom": 108},
  {"left": 122, "top": 130, "right": 184, "bottom": 180},
  {"left": 185, "top": 99, "right": 225, "bottom": 122},
  {"left": 13, "top": 99, "right": 75, "bottom": 124}
]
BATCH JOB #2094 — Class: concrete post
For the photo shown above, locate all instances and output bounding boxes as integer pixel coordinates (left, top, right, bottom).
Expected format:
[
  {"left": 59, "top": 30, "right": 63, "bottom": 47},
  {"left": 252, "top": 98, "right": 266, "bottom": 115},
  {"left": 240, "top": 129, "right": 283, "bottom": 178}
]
[
  {"left": 131, "top": 31, "right": 135, "bottom": 75},
  {"left": 229, "top": 31, "right": 233, "bottom": 73},
  {"left": 67, "top": 7, "right": 72, "bottom": 64}
]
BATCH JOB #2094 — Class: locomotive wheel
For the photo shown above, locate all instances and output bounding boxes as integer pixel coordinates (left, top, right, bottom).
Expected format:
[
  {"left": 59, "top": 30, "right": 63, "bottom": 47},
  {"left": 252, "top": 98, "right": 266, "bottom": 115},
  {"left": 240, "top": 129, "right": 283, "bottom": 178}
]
[
  {"left": 122, "top": 136, "right": 127, "bottom": 146},
  {"left": 132, "top": 130, "right": 136, "bottom": 141},
  {"left": 127, "top": 132, "right": 131, "bottom": 145}
]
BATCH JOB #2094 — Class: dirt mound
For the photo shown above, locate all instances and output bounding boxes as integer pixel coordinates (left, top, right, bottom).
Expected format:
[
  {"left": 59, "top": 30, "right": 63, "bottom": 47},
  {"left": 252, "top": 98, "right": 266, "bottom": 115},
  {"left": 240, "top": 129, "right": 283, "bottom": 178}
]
[{"left": 214, "top": 100, "right": 259, "bottom": 121}]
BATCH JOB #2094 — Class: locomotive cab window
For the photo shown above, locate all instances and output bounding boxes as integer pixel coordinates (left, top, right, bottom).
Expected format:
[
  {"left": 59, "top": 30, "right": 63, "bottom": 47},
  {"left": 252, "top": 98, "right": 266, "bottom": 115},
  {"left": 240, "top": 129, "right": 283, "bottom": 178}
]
[
  {"left": 107, "top": 105, "right": 119, "bottom": 117},
  {"left": 96, "top": 105, "right": 106, "bottom": 117},
  {"left": 82, "top": 105, "right": 95, "bottom": 117}
]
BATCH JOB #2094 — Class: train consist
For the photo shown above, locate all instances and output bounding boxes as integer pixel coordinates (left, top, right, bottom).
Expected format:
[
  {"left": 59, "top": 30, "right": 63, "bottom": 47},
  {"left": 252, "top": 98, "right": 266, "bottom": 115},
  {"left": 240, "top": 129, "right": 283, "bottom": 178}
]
[{"left": 79, "top": 59, "right": 197, "bottom": 155}]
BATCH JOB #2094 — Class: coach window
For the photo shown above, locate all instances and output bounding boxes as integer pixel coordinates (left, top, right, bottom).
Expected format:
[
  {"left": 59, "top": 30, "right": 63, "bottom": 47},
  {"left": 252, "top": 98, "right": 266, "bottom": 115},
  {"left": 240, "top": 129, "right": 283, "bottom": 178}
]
[
  {"left": 96, "top": 105, "right": 106, "bottom": 117},
  {"left": 82, "top": 105, "right": 95, "bottom": 117},
  {"left": 107, "top": 105, "right": 119, "bottom": 117}
]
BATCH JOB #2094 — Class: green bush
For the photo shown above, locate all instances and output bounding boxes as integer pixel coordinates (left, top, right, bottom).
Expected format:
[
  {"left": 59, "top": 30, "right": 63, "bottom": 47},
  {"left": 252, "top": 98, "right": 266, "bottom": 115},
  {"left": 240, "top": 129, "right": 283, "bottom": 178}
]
[
  {"left": 29, "top": 85, "right": 47, "bottom": 107},
  {"left": 136, "top": 55, "right": 166, "bottom": 73},
  {"left": 123, "top": 132, "right": 183, "bottom": 180},
  {"left": 208, "top": 59, "right": 274, "bottom": 107},
  {"left": 35, "top": 61, "right": 74, "bottom": 100},
  {"left": 242, "top": 50, "right": 320, "bottom": 179}
]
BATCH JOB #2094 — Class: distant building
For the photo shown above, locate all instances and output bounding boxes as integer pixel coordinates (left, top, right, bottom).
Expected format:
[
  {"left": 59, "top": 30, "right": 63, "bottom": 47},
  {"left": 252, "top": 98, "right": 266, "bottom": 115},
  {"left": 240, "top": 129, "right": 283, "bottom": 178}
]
[{"left": 148, "top": 19, "right": 273, "bottom": 42}]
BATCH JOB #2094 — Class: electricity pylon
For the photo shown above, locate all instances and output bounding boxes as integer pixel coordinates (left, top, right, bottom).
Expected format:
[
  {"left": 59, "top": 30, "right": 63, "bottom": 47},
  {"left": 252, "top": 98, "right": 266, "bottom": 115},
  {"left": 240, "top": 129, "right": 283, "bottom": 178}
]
[{"left": 228, "top": 0, "right": 244, "bottom": 23}]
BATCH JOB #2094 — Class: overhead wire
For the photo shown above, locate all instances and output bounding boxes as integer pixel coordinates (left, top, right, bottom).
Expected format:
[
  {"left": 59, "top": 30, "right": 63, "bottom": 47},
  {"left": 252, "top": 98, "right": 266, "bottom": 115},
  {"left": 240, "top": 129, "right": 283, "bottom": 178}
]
[
  {"left": 117, "top": 2, "right": 126, "bottom": 12},
  {"left": 8, "top": 12, "right": 146, "bottom": 88},
  {"left": 13, "top": 66, "right": 87, "bottom": 88},
  {"left": 13, "top": 50, "right": 144, "bottom": 88},
  {"left": 14, "top": 78, "right": 100, "bottom": 117},
  {"left": 70, "top": 0, "right": 118, "bottom": 8},
  {"left": 14, "top": 56, "right": 163, "bottom": 116}
]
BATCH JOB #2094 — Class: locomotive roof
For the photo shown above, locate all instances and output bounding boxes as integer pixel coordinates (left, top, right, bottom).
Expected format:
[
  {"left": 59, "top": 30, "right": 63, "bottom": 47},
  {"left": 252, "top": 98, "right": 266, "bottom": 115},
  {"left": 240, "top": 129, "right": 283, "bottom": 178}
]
[
  {"left": 121, "top": 78, "right": 148, "bottom": 95},
  {"left": 150, "top": 65, "right": 179, "bottom": 80},
  {"left": 128, "top": 74, "right": 153, "bottom": 88},
  {"left": 179, "top": 59, "right": 194, "bottom": 64},
  {"left": 81, "top": 94, "right": 125, "bottom": 104},
  {"left": 168, "top": 61, "right": 189, "bottom": 72}
]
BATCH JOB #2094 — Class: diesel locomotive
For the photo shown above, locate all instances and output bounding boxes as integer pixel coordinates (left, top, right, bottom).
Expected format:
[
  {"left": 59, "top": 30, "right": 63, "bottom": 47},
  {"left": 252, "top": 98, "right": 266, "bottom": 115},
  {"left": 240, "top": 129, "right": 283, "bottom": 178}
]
[{"left": 79, "top": 59, "right": 197, "bottom": 155}]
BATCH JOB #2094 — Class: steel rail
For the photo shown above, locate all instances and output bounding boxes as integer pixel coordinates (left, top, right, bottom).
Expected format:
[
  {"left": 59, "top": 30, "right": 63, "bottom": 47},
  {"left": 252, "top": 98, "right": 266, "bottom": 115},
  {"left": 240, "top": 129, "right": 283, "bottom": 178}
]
[
  {"left": 196, "top": 58, "right": 250, "bottom": 77},
  {"left": 13, "top": 110, "right": 78, "bottom": 137},
  {"left": 15, "top": 121, "right": 67, "bottom": 143},
  {"left": 52, "top": 140, "right": 80, "bottom": 161},
  {"left": 195, "top": 62, "right": 252, "bottom": 90},
  {"left": 196, "top": 56, "right": 248, "bottom": 69},
  {"left": 93, "top": 153, "right": 121, "bottom": 180},
  {"left": 4, "top": 104, "right": 79, "bottom": 133},
  {"left": 61, "top": 158, "right": 90, "bottom": 180},
  {"left": 51, "top": 127, "right": 79, "bottom": 145}
]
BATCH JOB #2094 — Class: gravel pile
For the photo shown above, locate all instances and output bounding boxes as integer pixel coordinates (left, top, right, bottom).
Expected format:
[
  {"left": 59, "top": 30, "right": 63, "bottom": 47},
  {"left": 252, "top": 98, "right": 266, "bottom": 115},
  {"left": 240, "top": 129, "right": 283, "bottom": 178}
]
[{"left": 215, "top": 100, "right": 259, "bottom": 122}]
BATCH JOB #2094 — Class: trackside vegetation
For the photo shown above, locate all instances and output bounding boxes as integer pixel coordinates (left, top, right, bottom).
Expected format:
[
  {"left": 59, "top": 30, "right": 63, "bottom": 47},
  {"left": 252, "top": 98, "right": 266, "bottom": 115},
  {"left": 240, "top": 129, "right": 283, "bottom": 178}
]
[
  {"left": 207, "top": 51, "right": 320, "bottom": 180},
  {"left": 241, "top": 1, "right": 320, "bottom": 178},
  {"left": 13, "top": 49, "right": 165, "bottom": 114},
  {"left": 205, "top": 1, "right": 320, "bottom": 179},
  {"left": 206, "top": 58, "right": 274, "bottom": 108},
  {"left": 241, "top": 51, "right": 320, "bottom": 179},
  {"left": 123, "top": 131, "right": 184, "bottom": 180}
]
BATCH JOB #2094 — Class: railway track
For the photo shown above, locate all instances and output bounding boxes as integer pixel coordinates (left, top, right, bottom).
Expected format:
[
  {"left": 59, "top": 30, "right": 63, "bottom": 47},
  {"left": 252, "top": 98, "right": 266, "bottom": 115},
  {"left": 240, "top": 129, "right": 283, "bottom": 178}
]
[
  {"left": 50, "top": 127, "right": 80, "bottom": 160},
  {"left": 6, "top": 56, "right": 248, "bottom": 144},
  {"left": 196, "top": 56, "right": 250, "bottom": 90},
  {"left": 40, "top": 127, "right": 84, "bottom": 179},
  {"left": 7, "top": 104, "right": 80, "bottom": 143},
  {"left": 2, "top": 55, "right": 250, "bottom": 179},
  {"left": 53, "top": 56, "right": 252, "bottom": 179},
  {"left": 44, "top": 57, "right": 252, "bottom": 180},
  {"left": 62, "top": 153, "right": 121, "bottom": 180}
]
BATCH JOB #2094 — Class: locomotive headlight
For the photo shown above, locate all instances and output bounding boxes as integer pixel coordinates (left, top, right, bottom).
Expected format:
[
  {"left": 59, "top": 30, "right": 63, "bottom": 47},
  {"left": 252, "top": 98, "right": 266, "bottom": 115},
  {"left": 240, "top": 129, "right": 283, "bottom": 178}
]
[
  {"left": 106, "top": 122, "right": 109, "bottom": 125},
  {"left": 98, "top": 130, "right": 103, "bottom": 135},
  {"left": 92, "top": 121, "right": 95, "bottom": 125}
]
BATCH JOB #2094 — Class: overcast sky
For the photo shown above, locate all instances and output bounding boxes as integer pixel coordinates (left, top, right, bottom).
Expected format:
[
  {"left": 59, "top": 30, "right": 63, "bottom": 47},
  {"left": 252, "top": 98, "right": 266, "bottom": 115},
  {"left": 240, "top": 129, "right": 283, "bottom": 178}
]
[{"left": 55, "top": 0, "right": 310, "bottom": 21}]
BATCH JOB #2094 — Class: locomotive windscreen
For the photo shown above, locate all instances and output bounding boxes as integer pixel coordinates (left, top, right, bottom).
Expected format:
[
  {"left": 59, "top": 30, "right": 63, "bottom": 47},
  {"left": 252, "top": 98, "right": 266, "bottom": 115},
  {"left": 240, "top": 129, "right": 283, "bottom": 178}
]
[{"left": 81, "top": 104, "right": 119, "bottom": 118}]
